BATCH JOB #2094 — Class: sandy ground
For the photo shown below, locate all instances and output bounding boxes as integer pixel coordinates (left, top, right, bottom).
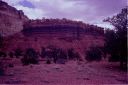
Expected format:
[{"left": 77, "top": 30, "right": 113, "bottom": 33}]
[{"left": 0, "top": 59, "right": 127, "bottom": 85}]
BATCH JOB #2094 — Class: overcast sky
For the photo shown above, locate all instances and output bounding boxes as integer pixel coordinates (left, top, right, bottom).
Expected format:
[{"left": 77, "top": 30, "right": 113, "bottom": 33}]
[{"left": 4, "top": 0, "right": 127, "bottom": 28}]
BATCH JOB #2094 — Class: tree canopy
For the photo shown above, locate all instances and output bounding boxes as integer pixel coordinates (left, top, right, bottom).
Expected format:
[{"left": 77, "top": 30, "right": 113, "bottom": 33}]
[{"left": 104, "top": 7, "right": 127, "bottom": 69}]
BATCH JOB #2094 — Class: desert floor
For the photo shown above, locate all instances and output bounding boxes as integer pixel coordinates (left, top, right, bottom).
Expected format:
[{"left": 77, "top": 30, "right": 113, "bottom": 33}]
[{"left": 0, "top": 58, "right": 127, "bottom": 85}]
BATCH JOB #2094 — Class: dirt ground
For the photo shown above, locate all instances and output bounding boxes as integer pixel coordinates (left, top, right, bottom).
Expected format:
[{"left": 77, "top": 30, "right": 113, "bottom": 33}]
[{"left": 0, "top": 58, "right": 127, "bottom": 85}]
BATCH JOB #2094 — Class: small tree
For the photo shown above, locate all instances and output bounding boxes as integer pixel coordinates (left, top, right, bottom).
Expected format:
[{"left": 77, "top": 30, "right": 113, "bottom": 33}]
[
  {"left": 85, "top": 46, "right": 102, "bottom": 62},
  {"left": 21, "top": 48, "right": 38, "bottom": 65},
  {"left": 0, "top": 51, "right": 7, "bottom": 58},
  {"left": 0, "top": 34, "right": 5, "bottom": 76},
  {"left": 0, "top": 62, "right": 4, "bottom": 76},
  {"left": 56, "top": 48, "right": 67, "bottom": 64},
  {"left": 0, "top": 34, "right": 3, "bottom": 49},
  {"left": 0, "top": 52, "right": 6, "bottom": 76},
  {"left": 104, "top": 7, "right": 127, "bottom": 69},
  {"left": 59, "top": 49, "right": 67, "bottom": 59},
  {"left": 46, "top": 47, "right": 68, "bottom": 64},
  {"left": 40, "top": 47, "right": 46, "bottom": 58},
  {"left": 52, "top": 48, "right": 59, "bottom": 63},
  {"left": 68, "top": 48, "right": 74, "bottom": 60},
  {"left": 14, "top": 48, "right": 23, "bottom": 58},
  {"left": 68, "top": 48, "right": 79, "bottom": 60},
  {"left": 74, "top": 52, "right": 81, "bottom": 61},
  {"left": 8, "top": 52, "right": 14, "bottom": 58}
]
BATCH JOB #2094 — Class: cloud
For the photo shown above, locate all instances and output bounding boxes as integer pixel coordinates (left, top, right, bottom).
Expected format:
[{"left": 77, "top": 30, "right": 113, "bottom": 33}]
[
  {"left": 14, "top": 5, "right": 44, "bottom": 19},
  {"left": 4, "top": 0, "right": 22, "bottom": 6},
  {"left": 3, "top": 0, "right": 127, "bottom": 28},
  {"left": 18, "top": 0, "right": 35, "bottom": 8}
]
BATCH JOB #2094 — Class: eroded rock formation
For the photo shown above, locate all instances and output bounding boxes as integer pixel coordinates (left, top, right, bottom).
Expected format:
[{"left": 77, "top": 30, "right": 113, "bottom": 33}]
[
  {"left": 0, "top": 1, "right": 28, "bottom": 36},
  {"left": 0, "top": 1, "right": 104, "bottom": 56}
]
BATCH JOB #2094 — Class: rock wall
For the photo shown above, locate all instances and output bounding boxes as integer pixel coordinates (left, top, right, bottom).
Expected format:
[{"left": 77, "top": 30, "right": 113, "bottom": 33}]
[{"left": 0, "top": 1, "right": 28, "bottom": 36}]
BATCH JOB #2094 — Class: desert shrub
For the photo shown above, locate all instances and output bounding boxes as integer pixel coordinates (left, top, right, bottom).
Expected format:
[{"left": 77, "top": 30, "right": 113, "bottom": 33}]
[
  {"left": 21, "top": 56, "right": 29, "bottom": 65},
  {"left": 55, "top": 48, "right": 67, "bottom": 64},
  {"left": 0, "top": 34, "right": 3, "bottom": 48},
  {"left": 85, "top": 46, "right": 102, "bottom": 62},
  {"left": 56, "top": 48, "right": 67, "bottom": 64},
  {"left": 74, "top": 52, "right": 81, "bottom": 61},
  {"left": 0, "top": 62, "right": 4, "bottom": 76},
  {"left": 0, "top": 51, "right": 7, "bottom": 58},
  {"left": 67, "top": 48, "right": 80, "bottom": 60},
  {"left": 21, "top": 48, "right": 38, "bottom": 65},
  {"left": 45, "top": 48, "right": 53, "bottom": 59},
  {"left": 14, "top": 48, "right": 23, "bottom": 58},
  {"left": 108, "top": 54, "right": 120, "bottom": 62},
  {"left": 59, "top": 49, "right": 67, "bottom": 59},
  {"left": 0, "top": 67, "right": 4, "bottom": 76},
  {"left": 0, "top": 34, "right": 5, "bottom": 76},
  {"left": 8, "top": 63, "right": 14, "bottom": 68},
  {"left": 26, "top": 48, "right": 38, "bottom": 58},
  {"left": 67, "top": 48, "right": 74, "bottom": 60},
  {"left": 45, "top": 45, "right": 59, "bottom": 63},
  {"left": 52, "top": 48, "right": 59, "bottom": 63},
  {"left": 45, "top": 46, "right": 68, "bottom": 64},
  {"left": 8, "top": 52, "right": 14, "bottom": 58},
  {"left": 46, "top": 59, "right": 51, "bottom": 64},
  {"left": 40, "top": 47, "right": 46, "bottom": 58}
]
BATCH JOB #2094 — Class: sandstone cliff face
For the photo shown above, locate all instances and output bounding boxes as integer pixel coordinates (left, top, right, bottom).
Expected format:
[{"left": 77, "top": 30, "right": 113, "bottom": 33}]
[
  {"left": 0, "top": 1, "right": 28, "bottom": 36},
  {"left": 0, "top": 1, "right": 104, "bottom": 56}
]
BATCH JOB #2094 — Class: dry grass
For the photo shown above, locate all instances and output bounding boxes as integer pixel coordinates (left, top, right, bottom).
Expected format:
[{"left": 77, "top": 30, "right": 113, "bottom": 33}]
[{"left": 0, "top": 59, "right": 127, "bottom": 84}]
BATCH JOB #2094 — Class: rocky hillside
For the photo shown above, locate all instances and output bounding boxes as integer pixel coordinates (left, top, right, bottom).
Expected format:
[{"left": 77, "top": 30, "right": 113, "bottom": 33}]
[
  {"left": 0, "top": 1, "right": 104, "bottom": 37},
  {"left": 0, "top": 1, "right": 104, "bottom": 57},
  {"left": 0, "top": 1, "right": 28, "bottom": 36},
  {"left": 23, "top": 19, "right": 104, "bottom": 37}
]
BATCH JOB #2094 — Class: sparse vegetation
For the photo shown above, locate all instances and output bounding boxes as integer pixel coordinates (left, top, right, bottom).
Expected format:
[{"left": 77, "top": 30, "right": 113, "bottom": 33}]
[
  {"left": 85, "top": 46, "right": 102, "bottom": 62},
  {"left": 8, "top": 52, "right": 14, "bottom": 58},
  {"left": 0, "top": 0, "right": 127, "bottom": 84},
  {"left": 104, "top": 7, "right": 127, "bottom": 70},
  {"left": 56, "top": 48, "right": 67, "bottom": 64},
  {"left": 0, "top": 34, "right": 5, "bottom": 76},
  {"left": 40, "top": 46, "right": 81, "bottom": 64},
  {"left": 0, "top": 34, "right": 3, "bottom": 49},
  {"left": 40, "top": 47, "right": 46, "bottom": 58},
  {"left": 52, "top": 48, "right": 59, "bottom": 63},
  {"left": 0, "top": 51, "right": 7, "bottom": 58},
  {"left": 14, "top": 48, "right": 23, "bottom": 58},
  {"left": 68, "top": 48, "right": 80, "bottom": 60},
  {"left": 0, "top": 64, "right": 4, "bottom": 76},
  {"left": 46, "top": 59, "right": 51, "bottom": 64},
  {"left": 44, "top": 46, "right": 67, "bottom": 64},
  {"left": 21, "top": 48, "right": 39, "bottom": 65}
]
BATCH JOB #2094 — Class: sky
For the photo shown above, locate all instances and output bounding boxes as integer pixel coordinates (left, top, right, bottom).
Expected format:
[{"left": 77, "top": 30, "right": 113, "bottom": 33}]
[{"left": 3, "top": 0, "right": 127, "bottom": 29}]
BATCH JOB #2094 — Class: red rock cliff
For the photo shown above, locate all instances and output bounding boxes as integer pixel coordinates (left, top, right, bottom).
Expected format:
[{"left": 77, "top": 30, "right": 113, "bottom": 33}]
[{"left": 0, "top": 1, "right": 28, "bottom": 36}]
